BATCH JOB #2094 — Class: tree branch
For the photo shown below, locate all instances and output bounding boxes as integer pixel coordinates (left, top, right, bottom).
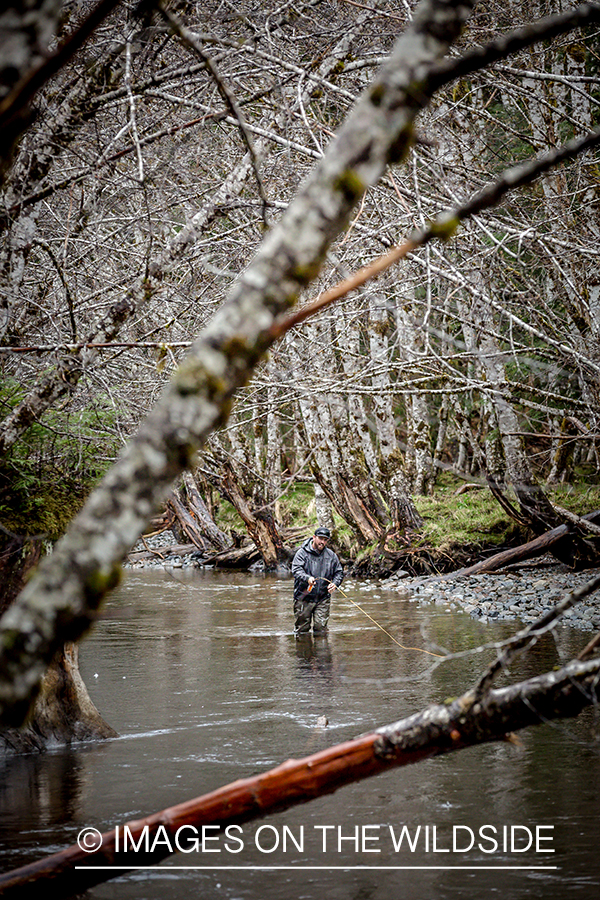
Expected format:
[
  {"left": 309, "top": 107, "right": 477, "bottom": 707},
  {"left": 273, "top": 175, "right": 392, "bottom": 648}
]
[
  {"left": 473, "top": 572, "right": 600, "bottom": 697},
  {"left": 0, "top": 0, "right": 125, "bottom": 139},
  {"left": 1, "top": 652, "right": 599, "bottom": 896},
  {"left": 426, "top": 3, "right": 600, "bottom": 93},
  {"left": 158, "top": 3, "right": 270, "bottom": 224},
  {"left": 267, "top": 126, "right": 600, "bottom": 341},
  {"left": 3, "top": 0, "right": 598, "bottom": 728},
  {"left": 0, "top": 0, "right": 477, "bottom": 725}
]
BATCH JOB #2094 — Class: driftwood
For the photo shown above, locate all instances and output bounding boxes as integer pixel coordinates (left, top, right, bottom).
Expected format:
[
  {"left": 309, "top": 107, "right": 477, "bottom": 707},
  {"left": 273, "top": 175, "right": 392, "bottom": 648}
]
[
  {"left": 127, "top": 531, "right": 303, "bottom": 568},
  {"left": 204, "top": 529, "right": 306, "bottom": 568},
  {"left": 453, "top": 509, "right": 600, "bottom": 577},
  {"left": 166, "top": 475, "right": 231, "bottom": 554},
  {"left": 203, "top": 543, "right": 262, "bottom": 569},
  {"left": 1, "top": 653, "right": 599, "bottom": 897},
  {"left": 452, "top": 524, "right": 570, "bottom": 577},
  {"left": 126, "top": 543, "right": 198, "bottom": 562},
  {"left": 550, "top": 503, "right": 600, "bottom": 535},
  {"left": 181, "top": 473, "right": 230, "bottom": 550},
  {"left": 212, "top": 462, "right": 290, "bottom": 569},
  {"left": 146, "top": 507, "right": 176, "bottom": 534},
  {"left": 166, "top": 493, "right": 208, "bottom": 552},
  {"left": 453, "top": 482, "right": 482, "bottom": 496}
]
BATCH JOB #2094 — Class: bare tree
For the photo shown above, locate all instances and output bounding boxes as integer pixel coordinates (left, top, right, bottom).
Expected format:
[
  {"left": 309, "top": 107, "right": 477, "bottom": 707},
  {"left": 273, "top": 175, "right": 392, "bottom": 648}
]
[{"left": 1, "top": 0, "right": 600, "bottom": 726}]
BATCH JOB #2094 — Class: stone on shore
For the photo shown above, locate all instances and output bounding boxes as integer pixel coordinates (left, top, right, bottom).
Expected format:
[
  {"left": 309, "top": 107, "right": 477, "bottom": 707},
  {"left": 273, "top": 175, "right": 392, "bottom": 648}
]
[{"left": 383, "top": 559, "right": 600, "bottom": 631}]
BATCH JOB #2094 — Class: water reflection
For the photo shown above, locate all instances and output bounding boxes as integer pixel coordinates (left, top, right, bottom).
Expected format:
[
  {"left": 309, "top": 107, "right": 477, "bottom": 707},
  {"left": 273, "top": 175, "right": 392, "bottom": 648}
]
[
  {"left": 0, "top": 568, "right": 599, "bottom": 899},
  {"left": 293, "top": 633, "right": 334, "bottom": 682},
  {"left": 0, "top": 749, "right": 86, "bottom": 828},
  {"left": 0, "top": 742, "right": 114, "bottom": 867}
]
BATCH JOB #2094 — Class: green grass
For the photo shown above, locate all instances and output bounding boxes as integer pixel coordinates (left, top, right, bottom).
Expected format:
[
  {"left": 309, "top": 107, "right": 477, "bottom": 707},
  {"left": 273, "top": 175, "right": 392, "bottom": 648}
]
[
  {"left": 414, "top": 474, "right": 515, "bottom": 553},
  {"left": 280, "top": 483, "right": 316, "bottom": 530},
  {"left": 213, "top": 482, "right": 357, "bottom": 554},
  {"left": 214, "top": 471, "right": 600, "bottom": 560},
  {"left": 415, "top": 475, "right": 600, "bottom": 556},
  {"left": 546, "top": 482, "right": 600, "bottom": 513}
]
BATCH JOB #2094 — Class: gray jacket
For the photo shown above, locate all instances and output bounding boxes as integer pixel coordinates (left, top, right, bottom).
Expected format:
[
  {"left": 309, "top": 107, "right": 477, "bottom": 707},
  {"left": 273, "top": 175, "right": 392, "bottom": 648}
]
[{"left": 292, "top": 537, "right": 343, "bottom": 602}]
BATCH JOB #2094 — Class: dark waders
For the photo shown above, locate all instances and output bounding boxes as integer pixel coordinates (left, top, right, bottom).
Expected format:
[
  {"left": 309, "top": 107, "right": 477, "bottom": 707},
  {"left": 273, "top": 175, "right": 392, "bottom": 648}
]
[{"left": 293, "top": 593, "right": 331, "bottom": 635}]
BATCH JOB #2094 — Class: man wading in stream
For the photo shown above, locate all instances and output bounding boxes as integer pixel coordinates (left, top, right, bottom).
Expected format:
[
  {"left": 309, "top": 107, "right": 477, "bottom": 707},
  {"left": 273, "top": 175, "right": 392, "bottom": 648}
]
[{"left": 292, "top": 527, "right": 344, "bottom": 636}]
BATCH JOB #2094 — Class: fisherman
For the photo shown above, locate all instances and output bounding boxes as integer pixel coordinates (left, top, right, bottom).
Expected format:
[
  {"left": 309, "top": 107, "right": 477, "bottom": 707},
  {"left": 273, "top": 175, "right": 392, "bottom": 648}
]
[{"left": 291, "top": 526, "right": 344, "bottom": 635}]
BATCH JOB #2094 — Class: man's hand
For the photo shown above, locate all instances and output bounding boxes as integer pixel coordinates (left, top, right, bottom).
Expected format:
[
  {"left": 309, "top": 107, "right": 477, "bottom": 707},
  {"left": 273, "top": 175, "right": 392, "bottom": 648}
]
[
  {"left": 308, "top": 576, "right": 316, "bottom": 589},
  {"left": 327, "top": 582, "right": 337, "bottom": 593}
]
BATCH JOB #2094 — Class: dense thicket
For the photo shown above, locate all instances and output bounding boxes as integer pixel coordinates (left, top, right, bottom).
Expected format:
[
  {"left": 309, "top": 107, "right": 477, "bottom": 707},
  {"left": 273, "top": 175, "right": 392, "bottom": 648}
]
[
  {"left": 1, "top": 1, "right": 598, "bottom": 570},
  {"left": 0, "top": 0, "right": 599, "bottom": 567}
]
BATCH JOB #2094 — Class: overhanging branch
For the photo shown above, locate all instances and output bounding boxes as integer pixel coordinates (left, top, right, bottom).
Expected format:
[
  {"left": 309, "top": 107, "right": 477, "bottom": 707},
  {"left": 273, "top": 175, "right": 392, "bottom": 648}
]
[
  {"left": 1, "top": 0, "right": 599, "bottom": 735},
  {"left": 426, "top": 2, "right": 600, "bottom": 92},
  {"left": 268, "top": 126, "right": 600, "bottom": 340},
  {"left": 0, "top": 0, "right": 125, "bottom": 133},
  {"left": 0, "top": 653, "right": 598, "bottom": 897},
  {"left": 0, "top": 0, "right": 477, "bottom": 725}
]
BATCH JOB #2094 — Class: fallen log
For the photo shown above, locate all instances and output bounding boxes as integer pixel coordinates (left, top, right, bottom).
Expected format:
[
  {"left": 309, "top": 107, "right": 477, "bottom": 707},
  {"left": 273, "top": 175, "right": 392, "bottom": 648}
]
[
  {"left": 452, "top": 509, "right": 600, "bottom": 577},
  {"left": 166, "top": 493, "right": 208, "bottom": 551},
  {"left": 1, "top": 653, "right": 599, "bottom": 897},
  {"left": 452, "top": 524, "right": 571, "bottom": 576},
  {"left": 181, "top": 472, "right": 230, "bottom": 551},
  {"left": 203, "top": 543, "right": 262, "bottom": 568},
  {"left": 126, "top": 543, "right": 198, "bottom": 562}
]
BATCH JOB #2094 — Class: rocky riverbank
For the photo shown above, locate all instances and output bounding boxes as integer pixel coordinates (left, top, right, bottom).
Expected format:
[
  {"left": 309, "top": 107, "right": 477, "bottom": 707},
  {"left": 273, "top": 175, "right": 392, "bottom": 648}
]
[
  {"left": 126, "top": 531, "right": 202, "bottom": 568},
  {"left": 126, "top": 534, "right": 600, "bottom": 632},
  {"left": 383, "top": 560, "right": 600, "bottom": 631}
]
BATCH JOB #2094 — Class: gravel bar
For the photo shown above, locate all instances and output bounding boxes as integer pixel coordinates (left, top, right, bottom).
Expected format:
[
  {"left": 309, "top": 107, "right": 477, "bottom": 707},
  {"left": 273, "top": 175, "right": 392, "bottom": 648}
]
[{"left": 383, "top": 561, "right": 600, "bottom": 631}]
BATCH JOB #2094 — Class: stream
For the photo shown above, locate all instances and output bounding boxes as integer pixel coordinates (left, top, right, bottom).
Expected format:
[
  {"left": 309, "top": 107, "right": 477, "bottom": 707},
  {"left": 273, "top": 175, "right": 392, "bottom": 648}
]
[{"left": 1, "top": 567, "right": 599, "bottom": 899}]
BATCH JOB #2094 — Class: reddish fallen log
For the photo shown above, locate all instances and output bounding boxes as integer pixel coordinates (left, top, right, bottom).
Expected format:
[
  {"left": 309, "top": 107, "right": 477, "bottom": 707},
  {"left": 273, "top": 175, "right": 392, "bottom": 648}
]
[{"left": 1, "top": 654, "right": 599, "bottom": 898}]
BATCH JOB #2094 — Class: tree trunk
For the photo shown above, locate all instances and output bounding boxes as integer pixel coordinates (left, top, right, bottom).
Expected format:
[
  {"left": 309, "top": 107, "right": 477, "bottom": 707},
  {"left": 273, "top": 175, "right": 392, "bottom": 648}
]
[
  {"left": 547, "top": 417, "right": 577, "bottom": 484},
  {"left": 0, "top": 0, "right": 483, "bottom": 724},
  {"left": 0, "top": 534, "right": 116, "bottom": 749},
  {"left": 314, "top": 482, "right": 335, "bottom": 533},
  {"left": 458, "top": 273, "right": 558, "bottom": 532},
  {"left": 182, "top": 472, "right": 229, "bottom": 551},
  {"left": 167, "top": 492, "right": 209, "bottom": 552},
  {"left": 452, "top": 524, "right": 571, "bottom": 577},
  {"left": 266, "top": 362, "right": 283, "bottom": 518},
  {"left": 0, "top": 642, "right": 117, "bottom": 754},
  {"left": 213, "top": 462, "right": 289, "bottom": 570},
  {"left": 315, "top": 315, "right": 390, "bottom": 530},
  {"left": 394, "top": 293, "right": 433, "bottom": 495},
  {"left": 369, "top": 288, "right": 424, "bottom": 530},
  {"left": 0, "top": 533, "right": 42, "bottom": 617},
  {"left": 286, "top": 330, "right": 385, "bottom": 544}
]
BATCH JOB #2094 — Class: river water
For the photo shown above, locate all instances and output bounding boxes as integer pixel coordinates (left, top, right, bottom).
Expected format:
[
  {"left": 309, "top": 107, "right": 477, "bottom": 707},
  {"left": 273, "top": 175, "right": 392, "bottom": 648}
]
[{"left": 1, "top": 568, "right": 600, "bottom": 899}]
